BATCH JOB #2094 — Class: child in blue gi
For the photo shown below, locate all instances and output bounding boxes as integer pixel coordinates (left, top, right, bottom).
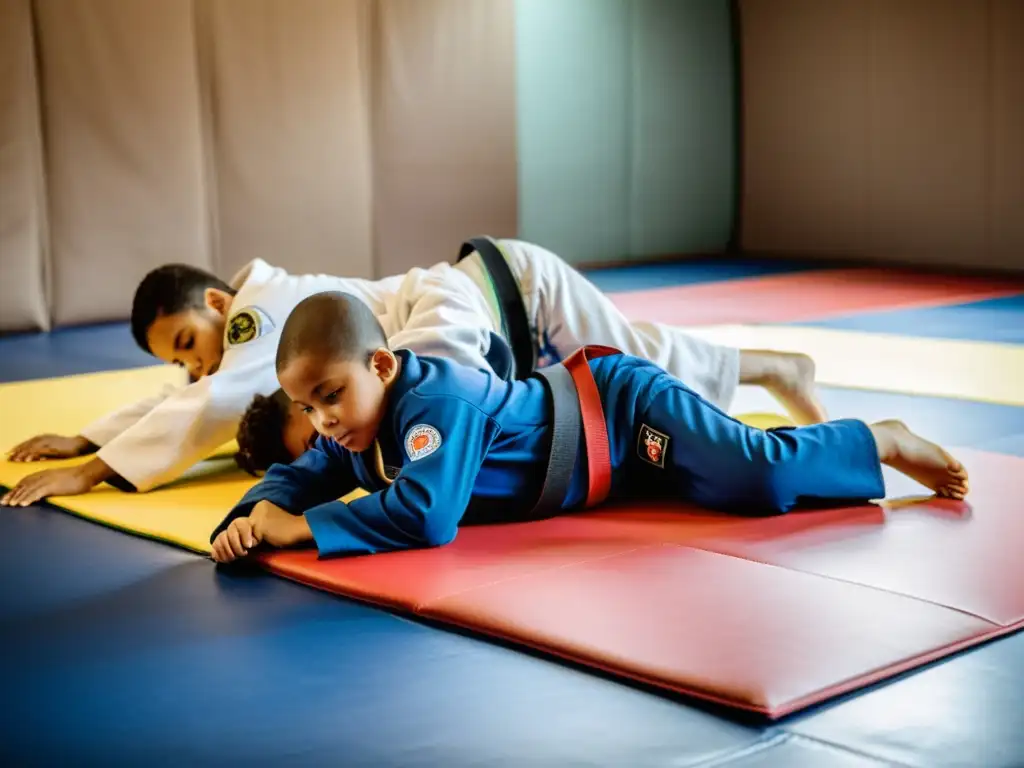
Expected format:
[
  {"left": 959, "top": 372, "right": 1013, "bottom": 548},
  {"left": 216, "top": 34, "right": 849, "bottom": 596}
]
[{"left": 209, "top": 291, "right": 968, "bottom": 564}]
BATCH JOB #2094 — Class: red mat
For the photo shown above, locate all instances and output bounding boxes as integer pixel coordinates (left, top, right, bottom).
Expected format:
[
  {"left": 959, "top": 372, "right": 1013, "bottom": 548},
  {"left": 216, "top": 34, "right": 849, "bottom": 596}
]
[
  {"left": 608, "top": 268, "right": 1024, "bottom": 326},
  {"left": 259, "top": 448, "right": 1024, "bottom": 718}
]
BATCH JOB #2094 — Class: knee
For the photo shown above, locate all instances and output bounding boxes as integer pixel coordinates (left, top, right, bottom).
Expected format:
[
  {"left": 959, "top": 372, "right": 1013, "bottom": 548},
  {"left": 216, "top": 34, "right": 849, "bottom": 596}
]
[{"left": 745, "top": 459, "right": 799, "bottom": 515}]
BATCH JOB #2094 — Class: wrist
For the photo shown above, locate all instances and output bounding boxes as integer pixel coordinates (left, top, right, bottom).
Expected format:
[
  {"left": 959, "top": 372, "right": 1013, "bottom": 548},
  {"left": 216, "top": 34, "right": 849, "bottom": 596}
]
[
  {"left": 74, "top": 436, "right": 99, "bottom": 455},
  {"left": 294, "top": 514, "right": 314, "bottom": 543},
  {"left": 77, "top": 458, "right": 115, "bottom": 486}
]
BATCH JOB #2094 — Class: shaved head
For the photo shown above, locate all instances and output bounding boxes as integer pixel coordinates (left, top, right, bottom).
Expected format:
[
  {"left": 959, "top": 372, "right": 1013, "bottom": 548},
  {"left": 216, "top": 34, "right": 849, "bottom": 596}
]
[{"left": 276, "top": 291, "right": 388, "bottom": 374}]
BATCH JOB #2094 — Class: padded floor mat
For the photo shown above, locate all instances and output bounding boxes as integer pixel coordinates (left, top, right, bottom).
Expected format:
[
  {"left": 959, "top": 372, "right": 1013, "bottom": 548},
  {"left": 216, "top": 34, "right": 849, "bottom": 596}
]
[
  {"left": 259, "top": 447, "right": 1023, "bottom": 718},
  {"left": 0, "top": 367, "right": 250, "bottom": 552}
]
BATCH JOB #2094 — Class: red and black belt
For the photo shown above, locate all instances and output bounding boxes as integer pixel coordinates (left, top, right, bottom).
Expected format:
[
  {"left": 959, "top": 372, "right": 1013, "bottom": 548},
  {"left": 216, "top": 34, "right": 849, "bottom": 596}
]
[{"left": 531, "top": 344, "right": 621, "bottom": 518}]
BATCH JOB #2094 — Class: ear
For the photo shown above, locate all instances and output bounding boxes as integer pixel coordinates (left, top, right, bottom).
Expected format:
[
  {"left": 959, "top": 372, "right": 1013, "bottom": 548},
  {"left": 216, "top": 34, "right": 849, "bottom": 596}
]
[
  {"left": 204, "top": 288, "right": 234, "bottom": 317},
  {"left": 370, "top": 348, "right": 398, "bottom": 384}
]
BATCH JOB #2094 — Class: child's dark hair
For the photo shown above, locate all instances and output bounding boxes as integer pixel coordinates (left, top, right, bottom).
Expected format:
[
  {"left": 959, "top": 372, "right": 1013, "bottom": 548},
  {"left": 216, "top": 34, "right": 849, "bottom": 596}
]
[
  {"left": 234, "top": 389, "right": 294, "bottom": 476},
  {"left": 130, "top": 264, "right": 236, "bottom": 352},
  {"left": 276, "top": 291, "right": 388, "bottom": 372}
]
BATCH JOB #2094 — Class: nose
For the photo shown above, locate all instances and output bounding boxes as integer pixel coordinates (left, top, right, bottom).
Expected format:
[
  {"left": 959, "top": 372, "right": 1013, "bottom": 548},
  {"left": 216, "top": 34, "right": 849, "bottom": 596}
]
[{"left": 317, "top": 412, "right": 339, "bottom": 431}]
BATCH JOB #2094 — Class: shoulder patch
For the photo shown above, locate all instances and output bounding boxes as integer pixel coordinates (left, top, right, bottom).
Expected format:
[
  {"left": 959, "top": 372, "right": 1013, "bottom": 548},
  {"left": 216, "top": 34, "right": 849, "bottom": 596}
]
[
  {"left": 225, "top": 306, "right": 274, "bottom": 347},
  {"left": 405, "top": 424, "right": 442, "bottom": 461},
  {"left": 637, "top": 423, "right": 669, "bottom": 469}
]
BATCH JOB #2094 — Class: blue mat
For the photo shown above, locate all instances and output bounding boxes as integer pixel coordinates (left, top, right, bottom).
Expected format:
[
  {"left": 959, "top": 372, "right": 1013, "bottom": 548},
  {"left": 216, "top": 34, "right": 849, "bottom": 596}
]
[
  {"left": 583, "top": 257, "right": 816, "bottom": 292},
  {"left": 797, "top": 294, "right": 1024, "bottom": 344},
  {"left": 0, "top": 323, "right": 154, "bottom": 383}
]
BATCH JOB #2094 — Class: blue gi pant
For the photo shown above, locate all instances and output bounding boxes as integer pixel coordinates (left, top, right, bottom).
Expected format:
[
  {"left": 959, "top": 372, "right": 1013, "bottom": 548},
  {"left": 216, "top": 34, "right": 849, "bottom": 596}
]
[{"left": 630, "top": 380, "right": 887, "bottom": 515}]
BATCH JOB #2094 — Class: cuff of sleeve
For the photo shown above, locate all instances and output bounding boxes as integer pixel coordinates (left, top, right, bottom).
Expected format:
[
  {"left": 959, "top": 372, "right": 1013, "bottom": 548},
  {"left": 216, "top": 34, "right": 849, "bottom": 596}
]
[
  {"left": 79, "top": 423, "right": 118, "bottom": 449},
  {"left": 95, "top": 444, "right": 152, "bottom": 493},
  {"left": 304, "top": 500, "right": 366, "bottom": 558}
]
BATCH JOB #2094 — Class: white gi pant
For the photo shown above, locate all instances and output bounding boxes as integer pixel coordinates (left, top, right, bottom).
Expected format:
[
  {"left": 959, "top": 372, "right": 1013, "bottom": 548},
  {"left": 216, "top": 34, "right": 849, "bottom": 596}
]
[{"left": 454, "top": 239, "right": 741, "bottom": 410}]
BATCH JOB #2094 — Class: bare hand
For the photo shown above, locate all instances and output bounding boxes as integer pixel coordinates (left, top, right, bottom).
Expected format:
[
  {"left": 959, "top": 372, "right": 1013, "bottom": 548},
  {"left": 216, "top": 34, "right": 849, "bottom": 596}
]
[
  {"left": 7, "top": 434, "right": 95, "bottom": 463},
  {"left": 210, "top": 502, "right": 312, "bottom": 563},
  {"left": 211, "top": 518, "right": 259, "bottom": 563},
  {"left": 1, "top": 465, "right": 99, "bottom": 507}
]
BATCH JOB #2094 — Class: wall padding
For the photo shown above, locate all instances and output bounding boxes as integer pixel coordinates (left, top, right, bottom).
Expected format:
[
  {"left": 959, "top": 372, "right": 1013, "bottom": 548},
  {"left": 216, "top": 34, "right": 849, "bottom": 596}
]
[
  {"left": 739, "top": 0, "right": 1024, "bottom": 271},
  {"left": 991, "top": 0, "right": 1024, "bottom": 265},
  {"left": 629, "top": 0, "right": 736, "bottom": 257},
  {"left": 867, "top": 0, "right": 987, "bottom": 267},
  {"left": 35, "top": 0, "right": 212, "bottom": 326},
  {"left": 0, "top": 0, "right": 49, "bottom": 332},
  {"left": 371, "top": 0, "right": 518, "bottom": 276},
  {"left": 201, "top": 0, "right": 374, "bottom": 279},
  {"left": 739, "top": 0, "right": 871, "bottom": 257},
  {"left": 515, "top": 0, "right": 737, "bottom": 264}
]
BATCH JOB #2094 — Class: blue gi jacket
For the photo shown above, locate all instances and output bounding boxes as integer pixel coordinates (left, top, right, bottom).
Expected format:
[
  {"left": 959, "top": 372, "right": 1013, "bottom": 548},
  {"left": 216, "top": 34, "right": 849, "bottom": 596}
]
[{"left": 212, "top": 349, "right": 671, "bottom": 557}]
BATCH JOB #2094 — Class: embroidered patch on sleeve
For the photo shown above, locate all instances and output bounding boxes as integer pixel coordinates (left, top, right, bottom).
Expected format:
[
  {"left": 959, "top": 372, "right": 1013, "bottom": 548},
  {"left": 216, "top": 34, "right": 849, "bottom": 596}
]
[
  {"left": 637, "top": 423, "right": 669, "bottom": 469},
  {"left": 405, "top": 424, "right": 442, "bottom": 460},
  {"left": 225, "top": 306, "right": 274, "bottom": 347}
]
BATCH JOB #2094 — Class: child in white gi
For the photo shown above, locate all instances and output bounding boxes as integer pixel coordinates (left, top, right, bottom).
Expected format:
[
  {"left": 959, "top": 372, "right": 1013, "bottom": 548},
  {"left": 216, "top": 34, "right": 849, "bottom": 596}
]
[{"left": 3, "top": 240, "right": 824, "bottom": 507}]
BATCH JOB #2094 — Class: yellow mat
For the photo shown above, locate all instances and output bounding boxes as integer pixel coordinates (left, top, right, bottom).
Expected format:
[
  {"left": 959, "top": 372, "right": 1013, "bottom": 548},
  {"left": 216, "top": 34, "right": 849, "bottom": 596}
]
[
  {"left": 0, "top": 366, "right": 253, "bottom": 553},
  {"left": 679, "top": 325, "right": 1024, "bottom": 406},
  {"left": 1, "top": 366, "right": 792, "bottom": 555}
]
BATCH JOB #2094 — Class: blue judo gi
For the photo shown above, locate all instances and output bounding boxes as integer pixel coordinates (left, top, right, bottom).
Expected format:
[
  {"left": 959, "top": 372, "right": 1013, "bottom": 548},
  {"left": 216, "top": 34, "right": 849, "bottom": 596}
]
[{"left": 211, "top": 349, "right": 885, "bottom": 557}]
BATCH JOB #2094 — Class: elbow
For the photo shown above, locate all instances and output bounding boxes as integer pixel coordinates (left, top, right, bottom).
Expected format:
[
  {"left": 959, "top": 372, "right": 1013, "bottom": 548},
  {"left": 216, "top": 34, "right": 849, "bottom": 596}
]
[
  {"left": 418, "top": 511, "right": 459, "bottom": 548},
  {"left": 389, "top": 480, "right": 461, "bottom": 548}
]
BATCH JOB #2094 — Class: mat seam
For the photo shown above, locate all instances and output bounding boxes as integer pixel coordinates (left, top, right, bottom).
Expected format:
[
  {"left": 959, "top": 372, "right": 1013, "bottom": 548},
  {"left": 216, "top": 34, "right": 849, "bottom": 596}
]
[
  {"left": 670, "top": 541, "right": 1005, "bottom": 628},
  {"left": 783, "top": 733, "right": 912, "bottom": 768},
  {"left": 681, "top": 732, "right": 789, "bottom": 768},
  {"left": 686, "top": 732, "right": 907, "bottom": 768}
]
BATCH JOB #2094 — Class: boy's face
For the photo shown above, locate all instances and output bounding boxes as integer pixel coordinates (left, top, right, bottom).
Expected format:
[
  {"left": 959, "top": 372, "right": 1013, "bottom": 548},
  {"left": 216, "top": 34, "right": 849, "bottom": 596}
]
[
  {"left": 278, "top": 348, "right": 398, "bottom": 454},
  {"left": 146, "top": 288, "right": 233, "bottom": 381}
]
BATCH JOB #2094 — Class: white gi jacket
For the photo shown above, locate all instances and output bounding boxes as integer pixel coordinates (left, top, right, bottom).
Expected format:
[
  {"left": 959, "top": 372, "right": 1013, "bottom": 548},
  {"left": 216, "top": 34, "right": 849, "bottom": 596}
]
[{"left": 80, "top": 258, "right": 498, "bottom": 492}]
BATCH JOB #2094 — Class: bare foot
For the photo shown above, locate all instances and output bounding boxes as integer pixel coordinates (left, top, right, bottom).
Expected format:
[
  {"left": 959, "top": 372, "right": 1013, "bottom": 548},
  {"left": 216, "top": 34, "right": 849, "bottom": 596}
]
[
  {"left": 869, "top": 419, "right": 969, "bottom": 500},
  {"left": 741, "top": 350, "right": 829, "bottom": 425}
]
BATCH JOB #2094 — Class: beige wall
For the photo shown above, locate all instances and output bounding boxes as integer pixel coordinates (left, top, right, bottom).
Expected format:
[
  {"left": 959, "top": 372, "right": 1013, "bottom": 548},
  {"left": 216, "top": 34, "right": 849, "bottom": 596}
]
[
  {"left": 0, "top": 0, "right": 50, "bottom": 331},
  {"left": 0, "top": 0, "right": 516, "bottom": 332},
  {"left": 738, "top": 0, "right": 1024, "bottom": 272}
]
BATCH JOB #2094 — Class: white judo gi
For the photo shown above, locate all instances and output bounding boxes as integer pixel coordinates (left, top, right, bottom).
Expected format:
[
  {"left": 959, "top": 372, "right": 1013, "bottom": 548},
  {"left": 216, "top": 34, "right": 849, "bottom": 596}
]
[
  {"left": 80, "top": 242, "right": 738, "bottom": 493},
  {"left": 454, "top": 239, "right": 739, "bottom": 409}
]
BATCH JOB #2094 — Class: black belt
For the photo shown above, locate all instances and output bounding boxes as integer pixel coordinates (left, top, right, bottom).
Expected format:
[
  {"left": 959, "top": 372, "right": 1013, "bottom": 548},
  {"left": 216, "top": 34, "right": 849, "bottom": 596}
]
[
  {"left": 457, "top": 237, "right": 536, "bottom": 380},
  {"left": 527, "top": 363, "right": 582, "bottom": 520}
]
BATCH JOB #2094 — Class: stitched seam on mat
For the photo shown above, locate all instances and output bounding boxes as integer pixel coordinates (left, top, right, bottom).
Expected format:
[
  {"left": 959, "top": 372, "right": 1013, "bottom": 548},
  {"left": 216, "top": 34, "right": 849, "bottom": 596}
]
[
  {"left": 681, "top": 733, "right": 789, "bottom": 768},
  {"left": 415, "top": 544, "right": 660, "bottom": 610},
  {"left": 786, "top": 733, "right": 915, "bottom": 768},
  {"left": 667, "top": 541, "right": 1002, "bottom": 627}
]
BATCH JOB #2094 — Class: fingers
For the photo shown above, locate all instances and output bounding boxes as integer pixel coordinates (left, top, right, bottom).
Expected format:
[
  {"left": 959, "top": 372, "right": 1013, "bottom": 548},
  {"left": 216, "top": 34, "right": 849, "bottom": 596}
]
[
  {"left": 211, "top": 534, "right": 236, "bottom": 563},
  {"left": 7, "top": 438, "right": 45, "bottom": 463},
  {"left": 211, "top": 519, "right": 260, "bottom": 563},
  {"left": 0, "top": 472, "right": 50, "bottom": 507},
  {"left": 227, "top": 524, "right": 249, "bottom": 558}
]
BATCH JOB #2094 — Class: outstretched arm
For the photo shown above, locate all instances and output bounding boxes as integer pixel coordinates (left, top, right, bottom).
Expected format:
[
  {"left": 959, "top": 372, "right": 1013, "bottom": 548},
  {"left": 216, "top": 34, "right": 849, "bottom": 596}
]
[
  {"left": 301, "top": 394, "right": 499, "bottom": 558},
  {"left": 1, "top": 357, "right": 279, "bottom": 506},
  {"left": 6, "top": 380, "right": 182, "bottom": 464}
]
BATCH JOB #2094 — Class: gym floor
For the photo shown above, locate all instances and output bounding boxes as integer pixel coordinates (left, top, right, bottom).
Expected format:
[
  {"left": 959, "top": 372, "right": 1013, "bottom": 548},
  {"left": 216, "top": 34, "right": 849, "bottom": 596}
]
[{"left": 2, "top": 257, "right": 1023, "bottom": 767}]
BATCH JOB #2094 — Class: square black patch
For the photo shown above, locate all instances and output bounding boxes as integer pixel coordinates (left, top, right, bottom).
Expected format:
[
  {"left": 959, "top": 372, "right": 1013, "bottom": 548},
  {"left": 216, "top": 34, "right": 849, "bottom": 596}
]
[{"left": 637, "top": 423, "right": 669, "bottom": 469}]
